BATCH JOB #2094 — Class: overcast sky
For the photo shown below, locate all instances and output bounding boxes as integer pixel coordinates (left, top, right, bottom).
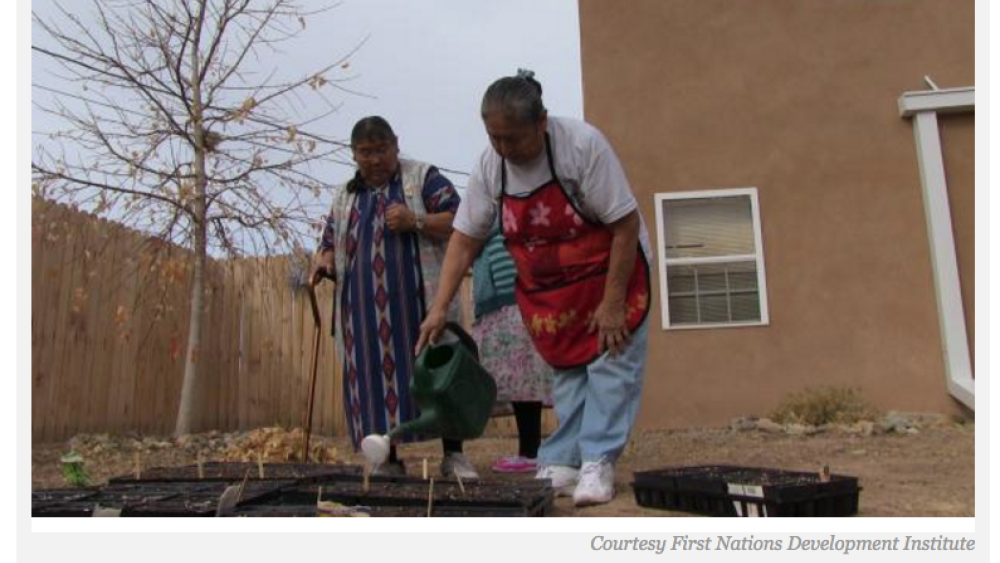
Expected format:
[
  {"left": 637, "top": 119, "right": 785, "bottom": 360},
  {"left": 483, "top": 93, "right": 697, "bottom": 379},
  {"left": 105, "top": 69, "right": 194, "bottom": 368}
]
[{"left": 31, "top": 0, "right": 584, "bottom": 188}]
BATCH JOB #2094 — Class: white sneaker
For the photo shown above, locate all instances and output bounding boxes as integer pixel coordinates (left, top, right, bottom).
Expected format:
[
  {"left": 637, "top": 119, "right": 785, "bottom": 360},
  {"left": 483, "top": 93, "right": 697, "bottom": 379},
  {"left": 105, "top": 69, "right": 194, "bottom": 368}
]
[
  {"left": 441, "top": 453, "right": 479, "bottom": 480},
  {"left": 573, "top": 459, "right": 615, "bottom": 507},
  {"left": 535, "top": 464, "right": 579, "bottom": 497}
]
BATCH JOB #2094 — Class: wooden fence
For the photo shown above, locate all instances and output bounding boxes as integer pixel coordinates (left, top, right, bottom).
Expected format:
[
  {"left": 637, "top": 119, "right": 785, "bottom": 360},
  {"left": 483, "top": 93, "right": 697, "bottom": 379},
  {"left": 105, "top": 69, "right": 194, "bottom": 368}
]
[{"left": 32, "top": 199, "right": 553, "bottom": 443}]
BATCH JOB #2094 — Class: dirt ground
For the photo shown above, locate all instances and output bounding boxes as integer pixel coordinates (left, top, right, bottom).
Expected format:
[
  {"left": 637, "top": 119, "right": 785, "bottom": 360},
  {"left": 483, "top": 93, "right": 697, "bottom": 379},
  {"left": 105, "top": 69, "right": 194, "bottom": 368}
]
[{"left": 31, "top": 420, "right": 975, "bottom": 517}]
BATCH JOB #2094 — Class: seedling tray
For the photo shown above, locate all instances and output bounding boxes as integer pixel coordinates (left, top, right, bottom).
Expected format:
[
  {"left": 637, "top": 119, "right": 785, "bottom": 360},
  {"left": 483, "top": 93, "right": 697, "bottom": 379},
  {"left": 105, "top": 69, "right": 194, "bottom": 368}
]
[
  {"left": 32, "top": 489, "right": 100, "bottom": 516},
  {"left": 632, "top": 465, "right": 860, "bottom": 517},
  {"left": 33, "top": 479, "right": 297, "bottom": 517},
  {"left": 230, "top": 504, "right": 544, "bottom": 517},
  {"left": 32, "top": 489, "right": 98, "bottom": 507},
  {"left": 35, "top": 463, "right": 554, "bottom": 517},
  {"left": 108, "top": 462, "right": 362, "bottom": 484},
  {"left": 125, "top": 480, "right": 297, "bottom": 516},
  {"left": 239, "top": 477, "right": 555, "bottom": 517},
  {"left": 32, "top": 484, "right": 186, "bottom": 517}
]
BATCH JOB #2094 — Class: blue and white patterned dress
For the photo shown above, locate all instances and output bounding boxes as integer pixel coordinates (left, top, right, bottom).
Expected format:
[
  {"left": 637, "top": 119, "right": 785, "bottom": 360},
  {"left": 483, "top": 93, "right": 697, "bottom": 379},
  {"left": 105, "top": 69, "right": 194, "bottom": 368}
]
[{"left": 320, "top": 166, "right": 459, "bottom": 448}]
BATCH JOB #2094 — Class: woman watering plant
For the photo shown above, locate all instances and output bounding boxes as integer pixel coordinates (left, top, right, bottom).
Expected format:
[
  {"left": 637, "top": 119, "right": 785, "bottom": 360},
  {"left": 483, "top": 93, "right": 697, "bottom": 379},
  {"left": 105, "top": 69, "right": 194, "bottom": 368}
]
[
  {"left": 416, "top": 71, "right": 651, "bottom": 507},
  {"left": 311, "top": 116, "right": 478, "bottom": 479}
]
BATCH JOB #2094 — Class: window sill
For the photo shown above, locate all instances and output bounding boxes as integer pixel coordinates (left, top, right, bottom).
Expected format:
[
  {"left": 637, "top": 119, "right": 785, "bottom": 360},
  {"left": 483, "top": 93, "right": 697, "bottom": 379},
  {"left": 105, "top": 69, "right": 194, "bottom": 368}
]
[{"left": 663, "top": 320, "right": 769, "bottom": 331}]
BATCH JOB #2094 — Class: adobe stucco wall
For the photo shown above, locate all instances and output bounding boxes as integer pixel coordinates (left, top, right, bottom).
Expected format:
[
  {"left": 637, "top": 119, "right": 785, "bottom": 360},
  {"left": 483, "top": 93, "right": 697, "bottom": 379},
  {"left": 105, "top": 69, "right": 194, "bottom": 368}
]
[{"left": 578, "top": 0, "right": 974, "bottom": 428}]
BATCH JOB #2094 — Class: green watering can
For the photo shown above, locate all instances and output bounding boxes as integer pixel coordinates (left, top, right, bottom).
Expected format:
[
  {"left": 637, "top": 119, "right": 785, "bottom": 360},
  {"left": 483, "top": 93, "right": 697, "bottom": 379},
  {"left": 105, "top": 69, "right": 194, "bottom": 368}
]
[{"left": 361, "top": 322, "right": 497, "bottom": 465}]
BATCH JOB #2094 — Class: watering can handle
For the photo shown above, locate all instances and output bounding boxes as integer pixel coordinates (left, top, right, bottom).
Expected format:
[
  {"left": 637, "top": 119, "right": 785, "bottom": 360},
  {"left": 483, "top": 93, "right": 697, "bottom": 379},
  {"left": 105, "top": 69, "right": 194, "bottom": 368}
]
[{"left": 443, "top": 322, "right": 479, "bottom": 361}]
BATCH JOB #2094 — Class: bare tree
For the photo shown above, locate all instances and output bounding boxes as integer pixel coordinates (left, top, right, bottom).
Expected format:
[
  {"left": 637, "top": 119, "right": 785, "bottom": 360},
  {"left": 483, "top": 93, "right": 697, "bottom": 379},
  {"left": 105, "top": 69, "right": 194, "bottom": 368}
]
[{"left": 32, "top": 0, "right": 365, "bottom": 436}]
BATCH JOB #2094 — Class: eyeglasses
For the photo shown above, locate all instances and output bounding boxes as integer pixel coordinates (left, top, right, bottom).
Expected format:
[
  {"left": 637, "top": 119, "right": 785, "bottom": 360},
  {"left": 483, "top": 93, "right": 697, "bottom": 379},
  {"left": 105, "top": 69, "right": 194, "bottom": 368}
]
[{"left": 353, "top": 144, "right": 396, "bottom": 161}]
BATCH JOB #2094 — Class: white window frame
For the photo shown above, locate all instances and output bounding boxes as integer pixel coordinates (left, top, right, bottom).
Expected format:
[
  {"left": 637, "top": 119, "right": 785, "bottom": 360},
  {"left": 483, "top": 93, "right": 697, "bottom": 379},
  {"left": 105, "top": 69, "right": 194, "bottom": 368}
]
[
  {"left": 898, "top": 85, "right": 974, "bottom": 410},
  {"left": 654, "top": 188, "right": 770, "bottom": 330}
]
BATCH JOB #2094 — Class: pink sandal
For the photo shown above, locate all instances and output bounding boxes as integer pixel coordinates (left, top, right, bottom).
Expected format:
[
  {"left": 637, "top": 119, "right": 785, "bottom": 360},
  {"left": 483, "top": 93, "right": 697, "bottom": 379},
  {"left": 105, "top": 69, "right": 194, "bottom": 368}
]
[{"left": 491, "top": 456, "right": 538, "bottom": 473}]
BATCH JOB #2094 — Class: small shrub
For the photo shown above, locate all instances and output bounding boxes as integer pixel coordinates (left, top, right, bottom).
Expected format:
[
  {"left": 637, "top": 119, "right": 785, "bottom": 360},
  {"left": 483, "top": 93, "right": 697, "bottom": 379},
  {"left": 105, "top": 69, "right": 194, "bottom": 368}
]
[
  {"left": 771, "top": 386, "right": 878, "bottom": 426},
  {"left": 60, "top": 451, "right": 90, "bottom": 488}
]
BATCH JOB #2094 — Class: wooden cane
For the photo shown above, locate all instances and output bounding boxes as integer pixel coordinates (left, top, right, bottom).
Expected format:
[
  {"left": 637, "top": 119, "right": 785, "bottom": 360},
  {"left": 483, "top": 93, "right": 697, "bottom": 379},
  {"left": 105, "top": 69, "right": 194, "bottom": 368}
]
[{"left": 303, "top": 282, "right": 323, "bottom": 462}]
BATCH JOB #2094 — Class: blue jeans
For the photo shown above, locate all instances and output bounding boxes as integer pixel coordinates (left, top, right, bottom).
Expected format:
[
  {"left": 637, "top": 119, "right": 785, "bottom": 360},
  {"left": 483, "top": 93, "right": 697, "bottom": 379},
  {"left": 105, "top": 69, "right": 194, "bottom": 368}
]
[{"left": 537, "top": 320, "right": 648, "bottom": 467}]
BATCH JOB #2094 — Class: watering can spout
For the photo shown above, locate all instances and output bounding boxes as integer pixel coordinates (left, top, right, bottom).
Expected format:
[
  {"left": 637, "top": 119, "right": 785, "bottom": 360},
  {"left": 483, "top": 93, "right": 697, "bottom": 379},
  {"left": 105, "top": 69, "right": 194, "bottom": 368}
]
[
  {"left": 386, "top": 413, "right": 441, "bottom": 441},
  {"left": 360, "top": 413, "right": 447, "bottom": 465}
]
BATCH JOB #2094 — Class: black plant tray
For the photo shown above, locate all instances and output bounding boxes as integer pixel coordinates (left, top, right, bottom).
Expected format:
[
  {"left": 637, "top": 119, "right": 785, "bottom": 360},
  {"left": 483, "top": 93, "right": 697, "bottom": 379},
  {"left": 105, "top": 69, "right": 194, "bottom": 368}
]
[
  {"left": 126, "top": 480, "right": 297, "bottom": 516},
  {"left": 34, "top": 464, "right": 555, "bottom": 517},
  {"left": 231, "top": 504, "right": 545, "bottom": 517},
  {"left": 108, "top": 462, "right": 362, "bottom": 484},
  {"left": 32, "top": 489, "right": 100, "bottom": 516},
  {"left": 632, "top": 465, "right": 861, "bottom": 517},
  {"left": 238, "top": 477, "right": 555, "bottom": 517},
  {"left": 32, "top": 483, "right": 188, "bottom": 517},
  {"left": 32, "top": 480, "right": 297, "bottom": 517},
  {"left": 32, "top": 488, "right": 98, "bottom": 506}
]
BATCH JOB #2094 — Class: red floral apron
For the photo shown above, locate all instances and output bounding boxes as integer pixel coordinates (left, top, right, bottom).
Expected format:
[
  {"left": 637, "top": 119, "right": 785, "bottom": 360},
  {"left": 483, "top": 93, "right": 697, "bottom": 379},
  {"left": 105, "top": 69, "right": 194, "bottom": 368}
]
[{"left": 500, "top": 135, "right": 650, "bottom": 369}]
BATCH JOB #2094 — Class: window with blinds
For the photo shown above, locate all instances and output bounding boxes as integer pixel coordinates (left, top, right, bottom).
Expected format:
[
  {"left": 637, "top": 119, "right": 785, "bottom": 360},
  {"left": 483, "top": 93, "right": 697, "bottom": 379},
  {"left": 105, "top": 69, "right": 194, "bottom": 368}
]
[{"left": 654, "top": 189, "right": 769, "bottom": 329}]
